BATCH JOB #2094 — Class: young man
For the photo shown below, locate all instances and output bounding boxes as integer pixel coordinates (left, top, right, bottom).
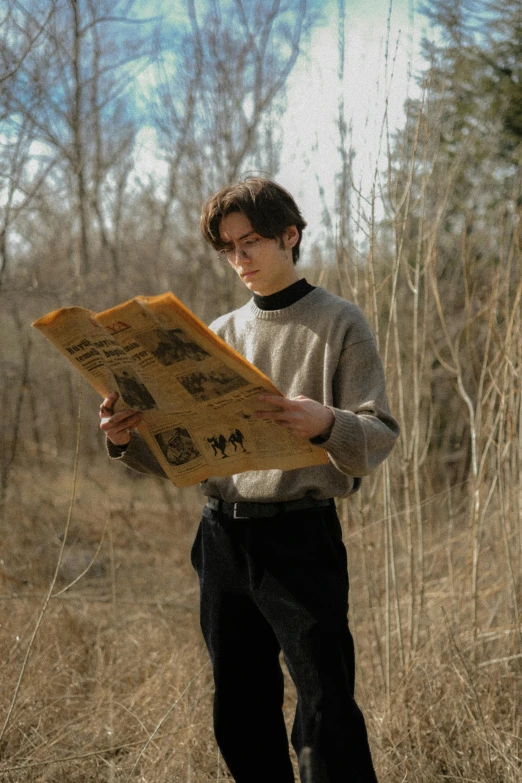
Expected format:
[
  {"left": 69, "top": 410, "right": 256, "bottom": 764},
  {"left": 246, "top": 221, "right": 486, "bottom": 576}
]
[{"left": 100, "top": 178, "right": 399, "bottom": 783}]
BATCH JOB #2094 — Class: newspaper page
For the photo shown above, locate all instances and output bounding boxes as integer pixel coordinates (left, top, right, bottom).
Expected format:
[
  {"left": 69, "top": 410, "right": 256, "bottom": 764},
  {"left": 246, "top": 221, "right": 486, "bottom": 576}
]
[{"left": 32, "top": 292, "right": 328, "bottom": 487}]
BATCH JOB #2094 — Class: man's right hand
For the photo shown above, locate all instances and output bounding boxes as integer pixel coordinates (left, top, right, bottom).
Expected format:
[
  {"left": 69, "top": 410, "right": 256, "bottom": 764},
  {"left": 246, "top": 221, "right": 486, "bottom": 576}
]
[{"left": 99, "top": 391, "right": 143, "bottom": 446}]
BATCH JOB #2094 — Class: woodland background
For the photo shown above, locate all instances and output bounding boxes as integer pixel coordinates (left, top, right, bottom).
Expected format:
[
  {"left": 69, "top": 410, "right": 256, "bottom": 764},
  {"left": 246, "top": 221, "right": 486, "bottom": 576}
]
[{"left": 0, "top": 1, "right": 521, "bottom": 781}]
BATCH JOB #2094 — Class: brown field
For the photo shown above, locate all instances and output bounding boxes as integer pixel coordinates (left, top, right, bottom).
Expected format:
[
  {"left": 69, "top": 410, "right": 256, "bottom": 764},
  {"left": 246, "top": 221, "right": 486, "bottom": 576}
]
[{"left": 1, "top": 443, "right": 520, "bottom": 782}]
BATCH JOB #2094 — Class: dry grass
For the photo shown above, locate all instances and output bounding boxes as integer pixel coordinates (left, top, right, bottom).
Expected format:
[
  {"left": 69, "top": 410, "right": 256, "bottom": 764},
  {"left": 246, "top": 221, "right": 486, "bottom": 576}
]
[
  {"left": 1, "top": 446, "right": 520, "bottom": 782},
  {"left": 2, "top": 168, "right": 520, "bottom": 780},
  {"left": 1, "top": 458, "right": 213, "bottom": 782}
]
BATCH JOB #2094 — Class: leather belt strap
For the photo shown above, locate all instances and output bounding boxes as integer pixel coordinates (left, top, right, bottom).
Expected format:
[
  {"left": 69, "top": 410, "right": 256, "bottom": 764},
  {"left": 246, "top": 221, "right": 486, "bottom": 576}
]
[{"left": 205, "top": 496, "right": 332, "bottom": 519}]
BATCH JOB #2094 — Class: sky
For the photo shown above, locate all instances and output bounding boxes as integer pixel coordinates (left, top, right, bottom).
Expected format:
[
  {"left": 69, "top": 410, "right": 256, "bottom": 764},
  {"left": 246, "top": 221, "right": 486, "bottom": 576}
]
[
  {"left": 277, "top": 0, "right": 426, "bottom": 244},
  {"left": 134, "top": 0, "right": 428, "bottom": 247}
]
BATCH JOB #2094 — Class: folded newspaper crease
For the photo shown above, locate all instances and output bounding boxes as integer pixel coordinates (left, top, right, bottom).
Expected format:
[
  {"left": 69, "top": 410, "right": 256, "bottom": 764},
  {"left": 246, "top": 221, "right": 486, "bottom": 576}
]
[{"left": 32, "top": 293, "right": 328, "bottom": 487}]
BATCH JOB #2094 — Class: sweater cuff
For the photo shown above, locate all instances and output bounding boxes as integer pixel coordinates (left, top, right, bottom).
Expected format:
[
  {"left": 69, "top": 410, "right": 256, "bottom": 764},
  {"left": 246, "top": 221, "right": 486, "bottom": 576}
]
[
  {"left": 312, "top": 407, "right": 368, "bottom": 466},
  {"left": 107, "top": 438, "right": 130, "bottom": 459}
]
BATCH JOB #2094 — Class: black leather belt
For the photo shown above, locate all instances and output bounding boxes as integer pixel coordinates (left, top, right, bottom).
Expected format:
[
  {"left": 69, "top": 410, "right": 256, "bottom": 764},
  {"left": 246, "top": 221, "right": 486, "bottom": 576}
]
[{"left": 205, "top": 496, "right": 332, "bottom": 519}]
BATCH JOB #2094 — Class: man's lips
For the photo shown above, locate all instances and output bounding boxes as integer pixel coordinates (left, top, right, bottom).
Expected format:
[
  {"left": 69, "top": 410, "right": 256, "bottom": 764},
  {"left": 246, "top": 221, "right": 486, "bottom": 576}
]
[{"left": 240, "top": 269, "right": 258, "bottom": 279}]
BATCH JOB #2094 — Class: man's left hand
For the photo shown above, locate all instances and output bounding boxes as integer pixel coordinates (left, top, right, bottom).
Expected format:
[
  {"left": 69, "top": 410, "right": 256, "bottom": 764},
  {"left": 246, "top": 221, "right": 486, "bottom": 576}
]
[{"left": 255, "top": 394, "right": 335, "bottom": 440}]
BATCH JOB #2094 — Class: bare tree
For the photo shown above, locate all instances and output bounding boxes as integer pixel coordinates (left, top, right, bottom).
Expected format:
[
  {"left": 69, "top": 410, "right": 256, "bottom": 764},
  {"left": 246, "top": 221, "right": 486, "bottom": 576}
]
[
  {"left": 145, "top": 0, "right": 313, "bottom": 319},
  {"left": 0, "top": 0, "right": 156, "bottom": 283}
]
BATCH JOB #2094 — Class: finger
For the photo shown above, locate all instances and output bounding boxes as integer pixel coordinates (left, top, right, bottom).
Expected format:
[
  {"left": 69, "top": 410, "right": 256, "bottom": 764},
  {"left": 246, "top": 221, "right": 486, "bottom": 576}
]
[
  {"left": 104, "top": 411, "right": 142, "bottom": 429},
  {"left": 254, "top": 409, "right": 300, "bottom": 422},
  {"left": 101, "top": 391, "right": 119, "bottom": 406},
  {"left": 108, "top": 409, "right": 140, "bottom": 424},
  {"left": 257, "top": 394, "right": 295, "bottom": 409},
  {"left": 100, "top": 416, "right": 132, "bottom": 445},
  {"left": 100, "top": 411, "right": 142, "bottom": 432},
  {"left": 99, "top": 391, "right": 119, "bottom": 416}
]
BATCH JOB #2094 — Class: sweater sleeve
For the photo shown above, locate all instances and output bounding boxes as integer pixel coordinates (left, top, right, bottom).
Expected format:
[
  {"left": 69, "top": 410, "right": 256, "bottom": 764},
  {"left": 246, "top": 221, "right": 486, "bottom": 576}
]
[
  {"left": 106, "top": 432, "right": 168, "bottom": 479},
  {"left": 316, "top": 337, "right": 400, "bottom": 477}
]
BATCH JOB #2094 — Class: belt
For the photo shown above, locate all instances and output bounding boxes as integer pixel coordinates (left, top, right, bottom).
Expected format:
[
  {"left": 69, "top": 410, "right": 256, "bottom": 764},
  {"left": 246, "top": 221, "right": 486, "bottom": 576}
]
[{"left": 205, "top": 496, "right": 332, "bottom": 519}]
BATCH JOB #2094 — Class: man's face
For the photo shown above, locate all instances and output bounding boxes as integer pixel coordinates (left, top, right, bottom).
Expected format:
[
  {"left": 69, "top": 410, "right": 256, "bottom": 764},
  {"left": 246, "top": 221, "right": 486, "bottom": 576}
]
[{"left": 218, "top": 212, "right": 299, "bottom": 296}]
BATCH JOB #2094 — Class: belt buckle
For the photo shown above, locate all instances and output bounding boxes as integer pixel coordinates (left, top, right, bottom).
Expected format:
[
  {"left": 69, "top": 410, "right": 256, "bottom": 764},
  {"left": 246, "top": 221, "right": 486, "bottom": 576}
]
[{"left": 232, "top": 503, "right": 249, "bottom": 519}]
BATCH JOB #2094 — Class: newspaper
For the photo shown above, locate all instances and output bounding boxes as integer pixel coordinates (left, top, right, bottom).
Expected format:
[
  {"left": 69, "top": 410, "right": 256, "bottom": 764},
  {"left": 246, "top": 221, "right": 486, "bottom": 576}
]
[{"left": 32, "top": 293, "right": 328, "bottom": 487}]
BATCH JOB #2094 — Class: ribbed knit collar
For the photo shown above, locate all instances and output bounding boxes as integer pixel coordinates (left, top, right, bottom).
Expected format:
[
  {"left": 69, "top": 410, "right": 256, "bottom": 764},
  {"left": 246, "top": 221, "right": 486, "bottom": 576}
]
[
  {"left": 248, "top": 282, "right": 323, "bottom": 321},
  {"left": 253, "top": 278, "right": 315, "bottom": 311}
]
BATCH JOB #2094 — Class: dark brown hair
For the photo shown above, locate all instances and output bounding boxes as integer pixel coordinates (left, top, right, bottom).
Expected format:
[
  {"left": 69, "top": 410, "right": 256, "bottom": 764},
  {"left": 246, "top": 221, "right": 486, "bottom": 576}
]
[{"left": 200, "top": 177, "right": 307, "bottom": 264}]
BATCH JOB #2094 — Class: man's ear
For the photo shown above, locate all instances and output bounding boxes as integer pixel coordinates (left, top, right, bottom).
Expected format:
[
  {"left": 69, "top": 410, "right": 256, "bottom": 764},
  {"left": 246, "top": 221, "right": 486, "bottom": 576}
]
[{"left": 285, "top": 225, "right": 299, "bottom": 248}]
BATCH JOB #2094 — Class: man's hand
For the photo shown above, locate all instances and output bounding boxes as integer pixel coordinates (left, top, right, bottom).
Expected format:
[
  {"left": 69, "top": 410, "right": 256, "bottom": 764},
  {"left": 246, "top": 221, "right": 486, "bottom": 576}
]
[
  {"left": 99, "top": 391, "right": 143, "bottom": 446},
  {"left": 255, "top": 394, "right": 335, "bottom": 440}
]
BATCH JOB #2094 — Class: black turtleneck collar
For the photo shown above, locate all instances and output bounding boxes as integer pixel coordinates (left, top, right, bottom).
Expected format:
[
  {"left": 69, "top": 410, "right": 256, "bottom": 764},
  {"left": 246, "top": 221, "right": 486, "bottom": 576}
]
[{"left": 253, "top": 278, "right": 315, "bottom": 311}]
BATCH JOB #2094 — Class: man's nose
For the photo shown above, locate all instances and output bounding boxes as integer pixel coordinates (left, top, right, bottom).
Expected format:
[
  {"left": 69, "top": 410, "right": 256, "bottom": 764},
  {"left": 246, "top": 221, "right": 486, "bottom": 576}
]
[{"left": 233, "top": 246, "right": 250, "bottom": 261}]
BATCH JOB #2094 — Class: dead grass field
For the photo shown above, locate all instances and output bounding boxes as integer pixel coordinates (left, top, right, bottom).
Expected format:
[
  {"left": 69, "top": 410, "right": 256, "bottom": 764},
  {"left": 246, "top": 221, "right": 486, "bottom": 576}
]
[{"left": 1, "top": 447, "right": 520, "bottom": 783}]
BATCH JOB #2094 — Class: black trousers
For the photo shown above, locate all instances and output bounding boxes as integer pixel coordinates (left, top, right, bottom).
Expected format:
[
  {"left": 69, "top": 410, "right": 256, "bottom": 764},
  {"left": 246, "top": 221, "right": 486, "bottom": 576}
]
[{"left": 190, "top": 501, "right": 379, "bottom": 783}]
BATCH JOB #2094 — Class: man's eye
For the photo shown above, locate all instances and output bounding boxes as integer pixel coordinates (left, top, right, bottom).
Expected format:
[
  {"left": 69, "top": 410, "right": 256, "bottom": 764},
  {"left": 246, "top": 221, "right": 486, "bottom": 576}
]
[{"left": 244, "top": 239, "right": 259, "bottom": 247}]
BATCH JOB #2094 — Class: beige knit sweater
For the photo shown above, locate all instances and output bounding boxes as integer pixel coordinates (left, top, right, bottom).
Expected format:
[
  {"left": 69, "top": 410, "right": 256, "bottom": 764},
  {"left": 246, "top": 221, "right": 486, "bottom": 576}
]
[
  {"left": 108, "top": 287, "right": 399, "bottom": 502},
  {"left": 108, "top": 288, "right": 399, "bottom": 502}
]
